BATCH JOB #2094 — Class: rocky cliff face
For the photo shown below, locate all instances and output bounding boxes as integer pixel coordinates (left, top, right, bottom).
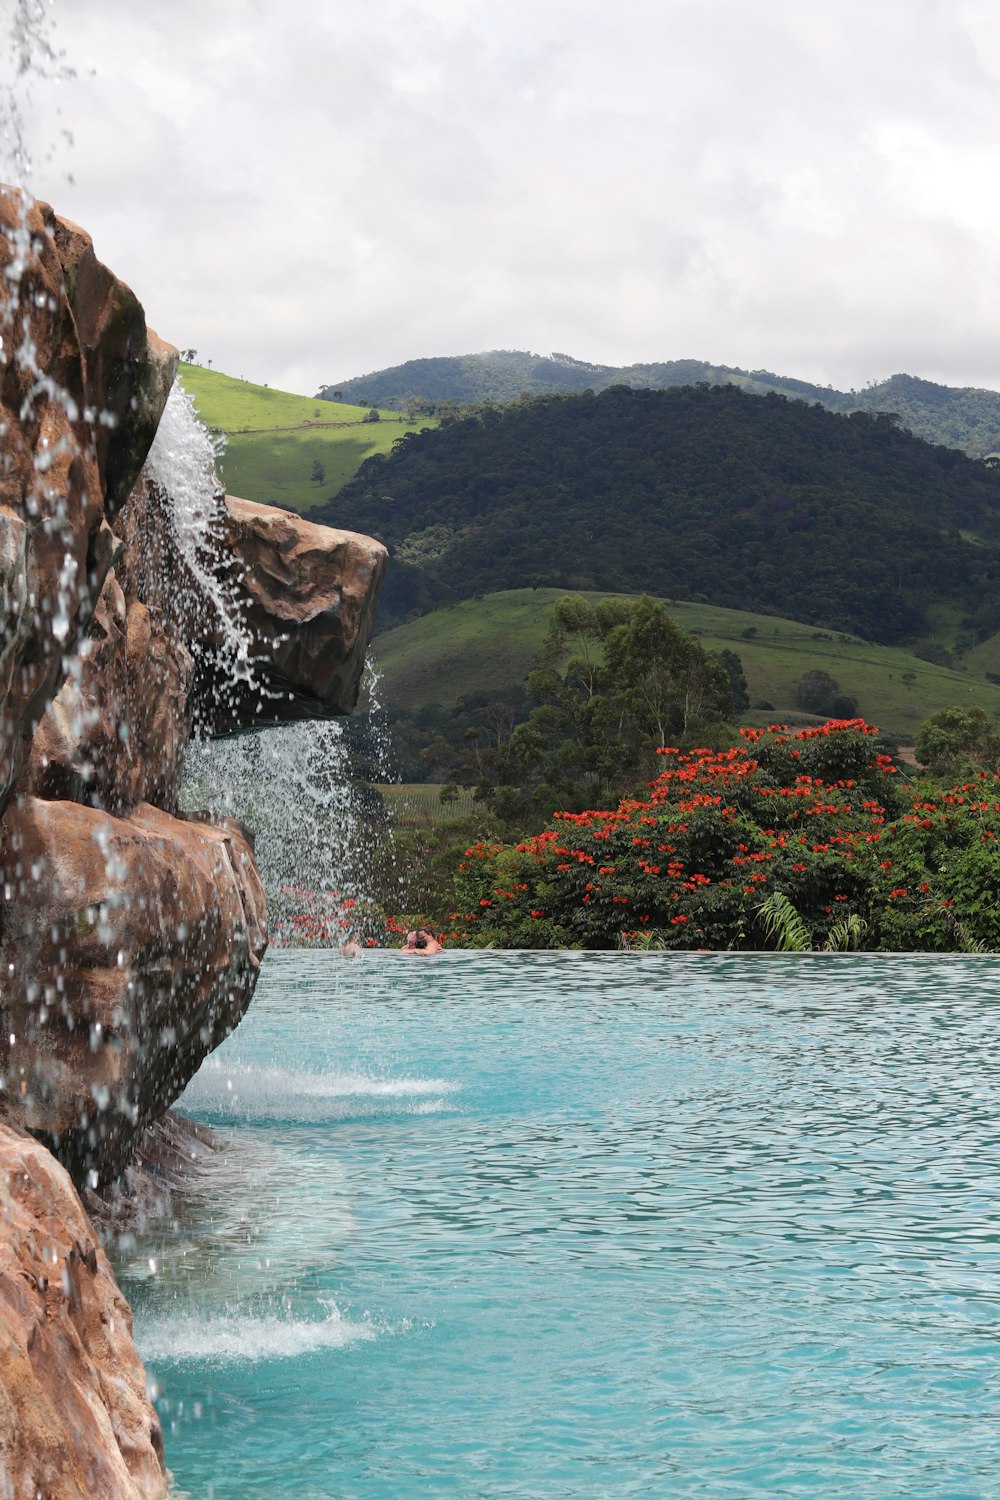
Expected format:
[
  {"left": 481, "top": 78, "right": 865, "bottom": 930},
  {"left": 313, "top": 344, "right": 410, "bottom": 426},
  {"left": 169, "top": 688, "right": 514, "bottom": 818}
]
[
  {"left": 0, "top": 190, "right": 386, "bottom": 1498},
  {"left": 0, "top": 1121, "right": 166, "bottom": 1499}
]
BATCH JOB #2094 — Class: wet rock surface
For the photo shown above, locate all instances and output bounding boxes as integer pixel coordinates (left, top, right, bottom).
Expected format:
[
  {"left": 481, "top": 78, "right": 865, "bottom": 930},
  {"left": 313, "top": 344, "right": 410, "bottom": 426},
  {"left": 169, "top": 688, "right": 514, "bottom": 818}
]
[
  {"left": 0, "top": 797, "right": 266, "bottom": 1179},
  {"left": 0, "top": 188, "right": 386, "bottom": 1499},
  {"left": 0, "top": 1121, "right": 167, "bottom": 1498},
  {"left": 212, "top": 494, "right": 387, "bottom": 728},
  {"left": 0, "top": 193, "right": 176, "bottom": 822}
]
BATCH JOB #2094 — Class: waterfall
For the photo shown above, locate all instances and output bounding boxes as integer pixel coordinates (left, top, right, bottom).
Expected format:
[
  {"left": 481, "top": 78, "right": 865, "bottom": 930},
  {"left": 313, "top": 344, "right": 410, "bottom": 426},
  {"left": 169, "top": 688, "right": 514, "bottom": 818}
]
[
  {"left": 154, "top": 386, "right": 399, "bottom": 947},
  {"left": 181, "top": 697, "right": 396, "bottom": 948},
  {"left": 146, "top": 378, "right": 255, "bottom": 690}
]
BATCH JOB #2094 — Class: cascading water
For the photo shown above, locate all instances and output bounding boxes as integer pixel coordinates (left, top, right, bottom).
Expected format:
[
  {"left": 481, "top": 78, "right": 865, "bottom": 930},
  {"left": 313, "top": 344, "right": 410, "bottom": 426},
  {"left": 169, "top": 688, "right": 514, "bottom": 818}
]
[
  {"left": 180, "top": 682, "right": 397, "bottom": 948},
  {"left": 146, "top": 380, "right": 255, "bottom": 694},
  {"left": 0, "top": 2, "right": 86, "bottom": 720}
]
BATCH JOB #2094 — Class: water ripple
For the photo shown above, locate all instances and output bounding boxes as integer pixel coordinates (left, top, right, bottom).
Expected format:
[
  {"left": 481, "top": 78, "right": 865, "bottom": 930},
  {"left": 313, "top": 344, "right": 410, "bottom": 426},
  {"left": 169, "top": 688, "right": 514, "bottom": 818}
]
[{"left": 130, "top": 952, "right": 1000, "bottom": 1499}]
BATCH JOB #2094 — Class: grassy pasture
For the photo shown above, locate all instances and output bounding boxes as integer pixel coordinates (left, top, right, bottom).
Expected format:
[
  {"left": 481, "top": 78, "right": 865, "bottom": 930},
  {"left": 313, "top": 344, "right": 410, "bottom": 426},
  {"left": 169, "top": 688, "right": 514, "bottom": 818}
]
[
  {"left": 372, "top": 588, "right": 1000, "bottom": 737},
  {"left": 177, "top": 363, "right": 433, "bottom": 512},
  {"left": 381, "top": 783, "right": 480, "bottom": 825},
  {"left": 955, "top": 630, "right": 1000, "bottom": 679},
  {"left": 215, "top": 428, "right": 415, "bottom": 515},
  {"left": 177, "top": 363, "right": 375, "bottom": 428}
]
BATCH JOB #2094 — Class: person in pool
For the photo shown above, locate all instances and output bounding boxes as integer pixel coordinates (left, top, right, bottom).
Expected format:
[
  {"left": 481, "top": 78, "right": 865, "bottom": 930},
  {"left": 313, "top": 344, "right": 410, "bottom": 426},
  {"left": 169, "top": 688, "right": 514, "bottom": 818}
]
[{"left": 401, "top": 928, "right": 444, "bottom": 955}]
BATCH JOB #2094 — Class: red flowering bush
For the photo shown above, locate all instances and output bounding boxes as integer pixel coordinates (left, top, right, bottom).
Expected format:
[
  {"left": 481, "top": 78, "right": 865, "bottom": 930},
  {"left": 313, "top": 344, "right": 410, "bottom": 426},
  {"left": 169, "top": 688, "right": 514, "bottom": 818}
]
[
  {"left": 866, "top": 779, "right": 1000, "bottom": 950},
  {"left": 448, "top": 719, "right": 1000, "bottom": 952},
  {"left": 450, "top": 720, "right": 905, "bottom": 948}
]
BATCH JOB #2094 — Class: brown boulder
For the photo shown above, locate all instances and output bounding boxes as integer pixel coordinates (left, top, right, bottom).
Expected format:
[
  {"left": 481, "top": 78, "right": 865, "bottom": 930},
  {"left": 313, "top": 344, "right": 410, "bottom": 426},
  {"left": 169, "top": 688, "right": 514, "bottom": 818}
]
[
  {"left": 115, "top": 484, "right": 388, "bottom": 735},
  {"left": 215, "top": 495, "right": 387, "bottom": 728},
  {"left": 0, "top": 1122, "right": 166, "bottom": 1498},
  {"left": 0, "top": 797, "right": 266, "bottom": 1179},
  {"left": 27, "top": 562, "right": 194, "bottom": 816},
  {"left": 48, "top": 213, "right": 176, "bottom": 518},
  {"left": 0, "top": 190, "right": 176, "bottom": 820}
]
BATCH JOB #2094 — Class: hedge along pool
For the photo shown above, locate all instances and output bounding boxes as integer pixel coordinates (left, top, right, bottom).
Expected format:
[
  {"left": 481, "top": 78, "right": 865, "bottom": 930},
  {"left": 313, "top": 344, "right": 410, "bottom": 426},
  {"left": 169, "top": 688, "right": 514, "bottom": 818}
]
[{"left": 117, "top": 950, "right": 1000, "bottom": 1499}]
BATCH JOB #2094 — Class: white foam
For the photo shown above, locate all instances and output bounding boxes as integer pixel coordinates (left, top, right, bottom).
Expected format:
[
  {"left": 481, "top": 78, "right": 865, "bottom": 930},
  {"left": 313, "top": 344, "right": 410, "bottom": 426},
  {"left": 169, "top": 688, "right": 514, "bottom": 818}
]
[
  {"left": 138, "top": 1303, "right": 374, "bottom": 1365},
  {"left": 146, "top": 381, "right": 254, "bottom": 685},
  {"left": 181, "top": 1061, "right": 460, "bottom": 1120}
]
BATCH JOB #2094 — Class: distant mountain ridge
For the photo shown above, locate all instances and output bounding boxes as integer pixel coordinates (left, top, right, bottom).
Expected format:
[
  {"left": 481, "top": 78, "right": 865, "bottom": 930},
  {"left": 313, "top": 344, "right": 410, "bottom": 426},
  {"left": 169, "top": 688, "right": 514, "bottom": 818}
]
[
  {"left": 317, "top": 354, "right": 1000, "bottom": 458},
  {"left": 316, "top": 383, "right": 1000, "bottom": 645}
]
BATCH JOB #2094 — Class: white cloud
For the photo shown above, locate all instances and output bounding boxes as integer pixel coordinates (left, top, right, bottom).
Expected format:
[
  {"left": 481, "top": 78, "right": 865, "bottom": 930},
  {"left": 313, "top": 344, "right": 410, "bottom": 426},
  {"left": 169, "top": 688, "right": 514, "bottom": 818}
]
[{"left": 5, "top": 0, "right": 1000, "bottom": 395}]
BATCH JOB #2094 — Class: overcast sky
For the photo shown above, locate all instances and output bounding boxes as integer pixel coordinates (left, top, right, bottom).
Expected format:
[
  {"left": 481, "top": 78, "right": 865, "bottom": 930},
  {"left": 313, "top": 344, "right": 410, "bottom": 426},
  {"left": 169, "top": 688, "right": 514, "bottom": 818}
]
[{"left": 6, "top": 0, "right": 1000, "bottom": 398}]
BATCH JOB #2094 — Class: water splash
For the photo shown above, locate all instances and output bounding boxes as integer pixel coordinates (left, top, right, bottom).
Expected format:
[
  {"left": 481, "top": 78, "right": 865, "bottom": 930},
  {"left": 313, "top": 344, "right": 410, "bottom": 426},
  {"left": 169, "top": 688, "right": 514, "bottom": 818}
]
[
  {"left": 146, "top": 380, "right": 255, "bottom": 691},
  {"left": 0, "top": 3, "right": 81, "bottom": 663},
  {"left": 183, "top": 1056, "right": 460, "bottom": 1123},
  {"left": 181, "top": 713, "right": 393, "bottom": 945},
  {"left": 0, "top": 0, "right": 74, "bottom": 189},
  {"left": 138, "top": 1303, "right": 375, "bottom": 1366},
  {"left": 359, "top": 655, "right": 395, "bottom": 785}
]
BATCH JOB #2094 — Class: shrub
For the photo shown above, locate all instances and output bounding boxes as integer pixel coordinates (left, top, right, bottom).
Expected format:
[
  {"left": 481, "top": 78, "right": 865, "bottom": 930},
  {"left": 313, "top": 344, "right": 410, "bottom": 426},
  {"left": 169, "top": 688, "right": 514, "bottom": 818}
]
[{"left": 452, "top": 720, "right": 902, "bottom": 950}]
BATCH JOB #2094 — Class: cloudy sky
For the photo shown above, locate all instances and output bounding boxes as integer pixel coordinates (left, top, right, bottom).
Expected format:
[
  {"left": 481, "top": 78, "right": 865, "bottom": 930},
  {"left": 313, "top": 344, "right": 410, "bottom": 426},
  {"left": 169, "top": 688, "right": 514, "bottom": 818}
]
[{"left": 6, "top": 0, "right": 1000, "bottom": 398}]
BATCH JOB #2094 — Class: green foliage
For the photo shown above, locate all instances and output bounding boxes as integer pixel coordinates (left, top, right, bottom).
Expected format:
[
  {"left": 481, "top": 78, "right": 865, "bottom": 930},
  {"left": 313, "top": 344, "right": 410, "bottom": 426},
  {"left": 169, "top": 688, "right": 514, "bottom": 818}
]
[
  {"left": 914, "top": 704, "right": 1000, "bottom": 777},
  {"left": 756, "top": 892, "right": 812, "bottom": 951},
  {"left": 756, "top": 891, "right": 867, "bottom": 951},
  {"left": 324, "top": 384, "right": 1000, "bottom": 646},
  {"left": 372, "top": 588, "right": 1000, "bottom": 744},
  {"left": 470, "top": 596, "right": 737, "bottom": 831}
]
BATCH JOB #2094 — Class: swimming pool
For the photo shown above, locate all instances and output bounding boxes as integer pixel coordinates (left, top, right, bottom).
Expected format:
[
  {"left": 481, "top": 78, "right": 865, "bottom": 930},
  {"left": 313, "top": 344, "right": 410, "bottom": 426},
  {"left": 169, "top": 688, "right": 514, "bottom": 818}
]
[{"left": 119, "top": 950, "right": 1000, "bottom": 1498}]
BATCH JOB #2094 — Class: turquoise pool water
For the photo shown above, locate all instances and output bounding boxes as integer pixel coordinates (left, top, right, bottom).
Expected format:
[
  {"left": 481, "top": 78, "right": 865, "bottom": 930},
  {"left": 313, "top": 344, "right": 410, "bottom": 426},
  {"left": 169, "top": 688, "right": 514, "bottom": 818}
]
[{"left": 120, "top": 951, "right": 1000, "bottom": 1498}]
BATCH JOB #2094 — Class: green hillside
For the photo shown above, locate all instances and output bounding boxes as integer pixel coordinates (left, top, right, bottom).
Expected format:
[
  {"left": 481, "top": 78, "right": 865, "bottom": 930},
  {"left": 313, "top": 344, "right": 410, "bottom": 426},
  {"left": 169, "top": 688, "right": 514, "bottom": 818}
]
[
  {"left": 372, "top": 589, "right": 1000, "bottom": 738},
  {"left": 322, "top": 383, "right": 1000, "bottom": 645},
  {"left": 319, "top": 351, "right": 1000, "bottom": 457},
  {"left": 177, "top": 363, "right": 435, "bottom": 512}
]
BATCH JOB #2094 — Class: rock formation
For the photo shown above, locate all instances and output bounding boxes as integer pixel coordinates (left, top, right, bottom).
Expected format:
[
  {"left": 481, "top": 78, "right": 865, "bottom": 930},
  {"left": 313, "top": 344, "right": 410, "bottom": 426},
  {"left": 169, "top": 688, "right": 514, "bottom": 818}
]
[
  {"left": 0, "top": 193, "right": 175, "bottom": 822},
  {"left": 0, "top": 1121, "right": 165, "bottom": 1499},
  {"left": 0, "top": 189, "right": 387, "bottom": 1498}
]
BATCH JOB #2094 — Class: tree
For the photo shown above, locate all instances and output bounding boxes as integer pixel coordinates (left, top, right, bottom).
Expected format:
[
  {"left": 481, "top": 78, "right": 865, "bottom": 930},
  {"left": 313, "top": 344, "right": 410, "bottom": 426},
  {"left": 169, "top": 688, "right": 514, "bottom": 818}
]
[
  {"left": 915, "top": 705, "right": 1000, "bottom": 776},
  {"left": 715, "top": 648, "right": 750, "bottom": 714},
  {"left": 794, "top": 668, "right": 857, "bottom": 718},
  {"left": 483, "top": 595, "right": 737, "bottom": 831},
  {"left": 602, "top": 595, "right": 730, "bottom": 747},
  {"left": 310, "top": 459, "right": 326, "bottom": 485}
]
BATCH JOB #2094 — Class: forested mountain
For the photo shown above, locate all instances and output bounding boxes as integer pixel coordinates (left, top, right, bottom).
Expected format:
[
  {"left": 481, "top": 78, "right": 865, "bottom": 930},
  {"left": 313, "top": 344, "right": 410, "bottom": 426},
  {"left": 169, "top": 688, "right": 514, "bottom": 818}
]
[
  {"left": 316, "top": 384, "right": 1000, "bottom": 644},
  {"left": 317, "top": 353, "right": 1000, "bottom": 458}
]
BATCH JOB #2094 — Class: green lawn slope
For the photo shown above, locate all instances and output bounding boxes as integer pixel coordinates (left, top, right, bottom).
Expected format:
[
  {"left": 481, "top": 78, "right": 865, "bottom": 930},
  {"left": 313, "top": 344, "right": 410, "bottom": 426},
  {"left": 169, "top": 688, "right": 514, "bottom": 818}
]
[
  {"left": 372, "top": 588, "right": 1000, "bottom": 737},
  {"left": 177, "top": 363, "right": 435, "bottom": 512}
]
